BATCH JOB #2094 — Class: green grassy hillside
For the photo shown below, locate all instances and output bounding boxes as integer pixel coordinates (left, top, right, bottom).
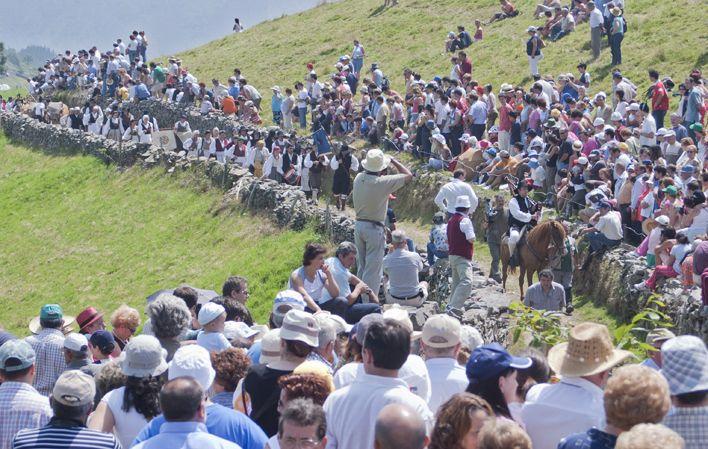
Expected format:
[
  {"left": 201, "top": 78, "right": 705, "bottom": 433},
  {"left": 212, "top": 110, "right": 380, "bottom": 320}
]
[
  {"left": 0, "top": 136, "right": 319, "bottom": 335},
  {"left": 177, "top": 0, "right": 706, "bottom": 111}
]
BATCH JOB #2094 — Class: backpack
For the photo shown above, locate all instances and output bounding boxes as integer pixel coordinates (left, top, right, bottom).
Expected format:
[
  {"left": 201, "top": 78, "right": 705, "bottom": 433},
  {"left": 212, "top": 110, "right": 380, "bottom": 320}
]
[{"left": 381, "top": 76, "right": 391, "bottom": 91}]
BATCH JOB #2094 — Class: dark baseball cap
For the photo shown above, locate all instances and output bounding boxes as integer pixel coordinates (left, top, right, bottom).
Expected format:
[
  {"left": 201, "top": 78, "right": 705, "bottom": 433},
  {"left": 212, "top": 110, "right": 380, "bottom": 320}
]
[
  {"left": 89, "top": 330, "right": 115, "bottom": 352},
  {"left": 466, "top": 343, "right": 532, "bottom": 380}
]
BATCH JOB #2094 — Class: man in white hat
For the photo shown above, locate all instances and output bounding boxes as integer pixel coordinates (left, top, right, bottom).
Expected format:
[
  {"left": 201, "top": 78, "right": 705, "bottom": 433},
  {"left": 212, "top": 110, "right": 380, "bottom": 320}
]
[
  {"left": 62, "top": 332, "right": 101, "bottom": 377},
  {"left": 243, "top": 309, "right": 319, "bottom": 436},
  {"left": 420, "top": 314, "right": 467, "bottom": 413},
  {"left": 522, "top": 322, "right": 633, "bottom": 449},
  {"left": 353, "top": 149, "right": 412, "bottom": 301},
  {"left": 434, "top": 169, "right": 478, "bottom": 218},
  {"left": 446, "top": 195, "right": 476, "bottom": 315},
  {"left": 383, "top": 230, "right": 428, "bottom": 307},
  {"left": 660, "top": 335, "right": 708, "bottom": 449},
  {"left": 133, "top": 344, "right": 268, "bottom": 449}
]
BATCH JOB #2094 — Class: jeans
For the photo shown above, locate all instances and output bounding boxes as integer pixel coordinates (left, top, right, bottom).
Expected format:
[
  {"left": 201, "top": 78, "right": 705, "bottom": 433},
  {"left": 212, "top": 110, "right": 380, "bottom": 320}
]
[
  {"left": 320, "top": 297, "right": 382, "bottom": 324},
  {"left": 448, "top": 254, "right": 474, "bottom": 310},
  {"left": 352, "top": 58, "right": 364, "bottom": 76},
  {"left": 470, "top": 124, "right": 486, "bottom": 140},
  {"left": 426, "top": 242, "right": 449, "bottom": 267},
  {"left": 298, "top": 106, "right": 307, "bottom": 129},
  {"left": 652, "top": 109, "right": 667, "bottom": 130},
  {"left": 610, "top": 33, "right": 623, "bottom": 65},
  {"left": 355, "top": 221, "right": 387, "bottom": 302},
  {"left": 586, "top": 231, "right": 622, "bottom": 253}
]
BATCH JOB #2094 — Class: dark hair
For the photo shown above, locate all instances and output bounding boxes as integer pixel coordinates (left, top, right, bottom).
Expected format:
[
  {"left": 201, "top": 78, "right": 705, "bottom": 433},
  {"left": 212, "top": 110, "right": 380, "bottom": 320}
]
[
  {"left": 50, "top": 398, "right": 91, "bottom": 421},
  {"left": 40, "top": 318, "right": 62, "bottom": 329},
  {"left": 429, "top": 393, "right": 493, "bottom": 449},
  {"left": 210, "top": 296, "right": 253, "bottom": 325},
  {"left": 466, "top": 367, "right": 515, "bottom": 418},
  {"left": 364, "top": 319, "right": 410, "bottom": 370},
  {"left": 453, "top": 169, "right": 465, "bottom": 179},
  {"left": 123, "top": 374, "right": 165, "bottom": 420},
  {"left": 160, "top": 377, "right": 203, "bottom": 421},
  {"left": 173, "top": 286, "right": 198, "bottom": 310},
  {"left": 676, "top": 232, "right": 690, "bottom": 244},
  {"left": 303, "top": 243, "right": 327, "bottom": 266},
  {"left": 285, "top": 340, "right": 313, "bottom": 358},
  {"left": 278, "top": 398, "right": 327, "bottom": 440},
  {"left": 515, "top": 349, "right": 550, "bottom": 400},
  {"left": 675, "top": 390, "right": 707, "bottom": 406},
  {"left": 0, "top": 365, "right": 32, "bottom": 381},
  {"left": 648, "top": 69, "right": 660, "bottom": 80},
  {"left": 660, "top": 228, "right": 677, "bottom": 240}
]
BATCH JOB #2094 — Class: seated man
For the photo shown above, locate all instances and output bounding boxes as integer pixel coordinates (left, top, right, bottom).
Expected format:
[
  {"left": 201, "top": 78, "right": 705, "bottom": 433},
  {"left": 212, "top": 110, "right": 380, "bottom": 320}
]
[
  {"left": 551, "top": 7, "right": 575, "bottom": 41},
  {"left": 488, "top": 0, "right": 519, "bottom": 24},
  {"left": 579, "top": 200, "right": 623, "bottom": 257},
  {"left": 383, "top": 230, "right": 428, "bottom": 307},
  {"left": 449, "top": 25, "right": 472, "bottom": 52},
  {"left": 427, "top": 212, "right": 449, "bottom": 268},
  {"left": 523, "top": 269, "right": 566, "bottom": 311}
]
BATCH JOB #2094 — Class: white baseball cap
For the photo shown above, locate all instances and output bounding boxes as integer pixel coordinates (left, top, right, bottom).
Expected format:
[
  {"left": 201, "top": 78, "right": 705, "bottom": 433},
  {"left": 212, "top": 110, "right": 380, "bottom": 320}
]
[
  {"left": 383, "top": 305, "right": 421, "bottom": 340},
  {"left": 63, "top": 333, "right": 89, "bottom": 352}
]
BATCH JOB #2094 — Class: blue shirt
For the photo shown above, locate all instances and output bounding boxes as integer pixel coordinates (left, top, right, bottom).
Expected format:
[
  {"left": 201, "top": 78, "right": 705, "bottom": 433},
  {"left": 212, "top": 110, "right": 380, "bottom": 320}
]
[
  {"left": 132, "top": 421, "right": 241, "bottom": 449},
  {"left": 131, "top": 403, "right": 267, "bottom": 449},
  {"left": 135, "top": 84, "right": 151, "bottom": 100},
  {"left": 558, "top": 428, "right": 617, "bottom": 449},
  {"left": 228, "top": 85, "right": 240, "bottom": 98},
  {"left": 247, "top": 340, "right": 262, "bottom": 364},
  {"left": 271, "top": 95, "right": 283, "bottom": 112}
]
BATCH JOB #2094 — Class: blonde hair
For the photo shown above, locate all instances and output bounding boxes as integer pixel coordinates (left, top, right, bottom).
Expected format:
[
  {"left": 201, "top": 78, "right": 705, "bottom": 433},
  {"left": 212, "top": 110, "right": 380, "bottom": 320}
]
[
  {"left": 110, "top": 304, "right": 141, "bottom": 330},
  {"left": 604, "top": 365, "right": 671, "bottom": 430},
  {"left": 615, "top": 424, "right": 685, "bottom": 449},
  {"left": 477, "top": 419, "right": 531, "bottom": 449}
]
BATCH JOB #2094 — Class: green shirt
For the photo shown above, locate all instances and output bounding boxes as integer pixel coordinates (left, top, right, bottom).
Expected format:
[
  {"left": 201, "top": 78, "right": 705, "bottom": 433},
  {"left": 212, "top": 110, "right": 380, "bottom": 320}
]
[{"left": 152, "top": 66, "right": 166, "bottom": 83}]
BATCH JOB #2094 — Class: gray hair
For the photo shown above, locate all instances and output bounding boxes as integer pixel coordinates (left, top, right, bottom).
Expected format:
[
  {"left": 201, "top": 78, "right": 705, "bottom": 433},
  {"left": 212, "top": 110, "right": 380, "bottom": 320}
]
[
  {"left": 278, "top": 398, "right": 327, "bottom": 440},
  {"left": 539, "top": 269, "right": 554, "bottom": 280},
  {"left": 147, "top": 293, "right": 192, "bottom": 339},
  {"left": 315, "top": 318, "right": 337, "bottom": 350},
  {"left": 335, "top": 241, "right": 357, "bottom": 258}
]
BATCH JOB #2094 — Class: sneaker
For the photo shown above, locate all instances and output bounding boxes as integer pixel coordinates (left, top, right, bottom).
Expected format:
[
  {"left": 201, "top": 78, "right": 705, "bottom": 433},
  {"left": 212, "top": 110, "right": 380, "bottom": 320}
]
[
  {"left": 445, "top": 307, "right": 463, "bottom": 321},
  {"left": 633, "top": 282, "right": 649, "bottom": 292},
  {"left": 565, "top": 304, "right": 574, "bottom": 314}
]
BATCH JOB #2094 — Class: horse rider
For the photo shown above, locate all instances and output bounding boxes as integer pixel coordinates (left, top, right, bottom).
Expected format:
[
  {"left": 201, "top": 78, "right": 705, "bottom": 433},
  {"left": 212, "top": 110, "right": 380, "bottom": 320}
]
[{"left": 507, "top": 178, "right": 541, "bottom": 266}]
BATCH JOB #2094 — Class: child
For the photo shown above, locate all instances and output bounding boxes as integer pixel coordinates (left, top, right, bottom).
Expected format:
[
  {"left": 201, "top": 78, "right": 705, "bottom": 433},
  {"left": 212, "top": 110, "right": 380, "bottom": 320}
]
[
  {"left": 197, "top": 302, "right": 231, "bottom": 352},
  {"left": 577, "top": 63, "right": 590, "bottom": 87}
]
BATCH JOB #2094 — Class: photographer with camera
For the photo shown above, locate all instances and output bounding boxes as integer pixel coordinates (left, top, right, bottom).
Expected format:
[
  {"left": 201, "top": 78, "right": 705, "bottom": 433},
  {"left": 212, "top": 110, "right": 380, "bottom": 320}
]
[{"left": 484, "top": 194, "right": 508, "bottom": 282}]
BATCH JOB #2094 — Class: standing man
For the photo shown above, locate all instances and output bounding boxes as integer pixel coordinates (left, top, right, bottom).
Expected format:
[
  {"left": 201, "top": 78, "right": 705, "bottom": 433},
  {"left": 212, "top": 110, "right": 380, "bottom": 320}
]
[
  {"left": 588, "top": 1, "right": 604, "bottom": 59},
  {"left": 551, "top": 224, "right": 577, "bottom": 313},
  {"left": 446, "top": 195, "right": 476, "bottom": 316},
  {"left": 649, "top": 70, "right": 670, "bottom": 129},
  {"left": 0, "top": 340, "right": 52, "bottom": 449},
  {"left": 25, "top": 304, "right": 68, "bottom": 396},
  {"left": 485, "top": 194, "right": 509, "bottom": 283},
  {"left": 420, "top": 315, "right": 467, "bottom": 414},
  {"left": 434, "top": 169, "right": 478, "bottom": 218},
  {"left": 353, "top": 149, "right": 413, "bottom": 301}
]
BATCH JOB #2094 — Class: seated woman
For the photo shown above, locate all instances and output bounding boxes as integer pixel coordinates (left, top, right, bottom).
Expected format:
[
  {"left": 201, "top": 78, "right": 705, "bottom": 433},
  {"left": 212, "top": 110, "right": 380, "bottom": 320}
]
[
  {"left": 488, "top": 0, "right": 519, "bottom": 24},
  {"left": 289, "top": 243, "right": 339, "bottom": 313},
  {"left": 635, "top": 231, "right": 691, "bottom": 291}
]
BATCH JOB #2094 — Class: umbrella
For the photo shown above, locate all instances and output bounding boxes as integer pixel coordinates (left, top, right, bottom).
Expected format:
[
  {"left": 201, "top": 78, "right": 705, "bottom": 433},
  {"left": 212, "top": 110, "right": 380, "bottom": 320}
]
[{"left": 146, "top": 285, "right": 220, "bottom": 305}]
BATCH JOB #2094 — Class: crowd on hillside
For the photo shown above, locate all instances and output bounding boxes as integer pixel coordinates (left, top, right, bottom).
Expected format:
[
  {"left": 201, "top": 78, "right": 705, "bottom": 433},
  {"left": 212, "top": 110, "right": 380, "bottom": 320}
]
[{"left": 1, "top": 1, "right": 708, "bottom": 449}]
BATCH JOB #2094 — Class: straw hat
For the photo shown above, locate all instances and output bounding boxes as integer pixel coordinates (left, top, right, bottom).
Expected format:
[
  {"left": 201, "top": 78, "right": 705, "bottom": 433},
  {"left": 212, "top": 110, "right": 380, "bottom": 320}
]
[
  {"left": 548, "top": 322, "right": 633, "bottom": 377},
  {"left": 29, "top": 316, "right": 75, "bottom": 335},
  {"left": 361, "top": 149, "right": 392, "bottom": 172}
]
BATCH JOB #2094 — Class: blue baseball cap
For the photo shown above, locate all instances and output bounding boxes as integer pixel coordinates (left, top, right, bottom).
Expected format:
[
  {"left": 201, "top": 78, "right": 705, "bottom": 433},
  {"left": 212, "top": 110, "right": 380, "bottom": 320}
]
[
  {"left": 40, "top": 304, "right": 63, "bottom": 320},
  {"left": 89, "top": 330, "right": 115, "bottom": 352},
  {"left": 466, "top": 343, "right": 532, "bottom": 380}
]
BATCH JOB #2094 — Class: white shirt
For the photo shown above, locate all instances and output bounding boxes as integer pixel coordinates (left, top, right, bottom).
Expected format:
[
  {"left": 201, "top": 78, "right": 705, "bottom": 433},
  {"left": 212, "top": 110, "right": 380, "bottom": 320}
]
[
  {"left": 425, "top": 358, "right": 468, "bottom": 414},
  {"left": 640, "top": 114, "right": 657, "bottom": 146},
  {"left": 334, "top": 358, "right": 431, "bottom": 403},
  {"left": 324, "top": 372, "right": 434, "bottom": 449},
  {"left": 102, "top": 386, "right": 149, "bottom": 448},
  {"left": 595, "top": 210, "right": 623, "bottom": 240},
  {"left": 509, "top": 196, "right": 533, "bottom": 223},
  {"left": 434, "top": 178, "right": 479, "bottom": 214},
  {"left": 521, "top": 377, "right": 605, "bottom": 449},
  {"left": 589, "top": 7, "right": 604, "bottom": 27}
]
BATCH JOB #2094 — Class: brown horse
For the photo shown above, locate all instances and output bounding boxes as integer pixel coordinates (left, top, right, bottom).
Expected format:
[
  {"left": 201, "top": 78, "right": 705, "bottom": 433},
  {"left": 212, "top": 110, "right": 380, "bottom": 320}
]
[{"left": 501, "top": 220, "right": 567, "bottom": 300}]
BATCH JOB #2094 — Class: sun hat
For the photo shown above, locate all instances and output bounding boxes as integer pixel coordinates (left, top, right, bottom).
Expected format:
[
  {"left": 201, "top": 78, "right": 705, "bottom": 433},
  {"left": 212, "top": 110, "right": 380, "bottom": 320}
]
[
  {"left": 645, "top": 328, "right": 675, "bottom": 346},
  {"left": 168, "top": 345, "right": 215, "bottom": 391},
  {"left": 593, "top": 118, "right": 605, "bottom": 127},
  {"left": 0, "top": 339, "right": 36, "bottom": 372},
  {"left": 120, "top": 335, "right": 168, "bottom": 377},
  {"left": 260, "top": 329, "right": 282, "bottom": 364},
  {"left": 548, "top": 322, "right": 633, "bottom": 377},
  {"left": 611, "top": 111, "right": 622, "bottom": 121},
  {"left": 422, "top": 314, "right": 461, "bottom": 348},
  {"left": 280, "top": 309, "right": 319, "bottom": 347},
  {"left": 432, "top": 133, "right": 446, "bottom": 145},
  {"left": 577, "top": 156, "right": 589, "bottom": 165},
  {"left": 611, "top": 6, "right": 622, "bottom": 15},
  {"left": 454, "top": 195, "right": 472, "bottom": 209},
  {"left": 323, "top": 313, "right": 353, "bottom": 334},
  {"left": 224, "top": 321, "right": 258, "bottom": 341},
  {"left": 383, "top": 304, "right": 421, "bottom": 340},
  {"left": 466, "top": 343, "right": 532, "bottom": 380},
  {"left": 354, "top": 313, "right": 384, "bottom": 344},
  {"left": 488, "top": 125, "right": 499, "bottom": 134},
  {"left": 76, "top": 307, "right": 104, "bottom": 332},
  {"left": 89, "top": 330, "right": 115, "bottom": 353},
  {"left": 29, "top": 304, "right": 75, "bottom": 334},
  {"left": 273, "top": 290, "right": 307, "bottom": 326},
  {"left": 198, "top": 302, "right": 226, "bottom": 326},
  {"left": 53, "top": 370, "right": 96, "bottom": 407},
  {"left": 664, "top": 130, "right": 676, "bottom": 138},
  {"left": 361, "top": 148, "right": 392, "bottom": 172},
  {"left": 271, "top": 85, "right": 281, "bottom": 92},
  {"left": 64, "top": 333, "right": 89, "bottom": 352},
  {"left": 573, "top": 141, "right": 584, "bottom": 150},
  {"left": 660, "top": 335, "right": 708, "bottom": 395},
  {"left": 527, "top": 26, "right": 537, "bottom": 33},
  {"left": 250, "top": 324, "right": 270, "bottom": 341}
]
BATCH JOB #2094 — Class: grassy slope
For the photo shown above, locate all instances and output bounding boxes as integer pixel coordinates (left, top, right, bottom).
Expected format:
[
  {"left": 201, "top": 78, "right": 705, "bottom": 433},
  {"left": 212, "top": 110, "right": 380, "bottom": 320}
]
[
  {"left": 177, "top": 0, "right": 706, "bottom": 112},
  {"left": 0, "top": 136, "right": 319, "bottom": 335}
]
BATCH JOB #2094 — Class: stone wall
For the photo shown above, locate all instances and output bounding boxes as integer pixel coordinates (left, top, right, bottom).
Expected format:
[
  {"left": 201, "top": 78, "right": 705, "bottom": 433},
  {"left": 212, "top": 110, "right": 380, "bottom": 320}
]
[{"left": 575, "top": 246, "right": 707, "bottom": 342}]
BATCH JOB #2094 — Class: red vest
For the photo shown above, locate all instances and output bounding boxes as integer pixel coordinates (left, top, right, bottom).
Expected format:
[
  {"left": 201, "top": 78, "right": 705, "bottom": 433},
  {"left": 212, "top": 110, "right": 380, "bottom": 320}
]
[{"left": 447, "top": 213, "right": 474, "bottom": 260}]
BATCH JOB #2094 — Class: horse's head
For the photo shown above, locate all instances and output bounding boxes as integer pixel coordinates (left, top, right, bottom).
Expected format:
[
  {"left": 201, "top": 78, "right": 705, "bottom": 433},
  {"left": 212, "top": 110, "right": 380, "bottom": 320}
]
[{"left": 547, "top": 220, "right": 567, "bottom": 257}]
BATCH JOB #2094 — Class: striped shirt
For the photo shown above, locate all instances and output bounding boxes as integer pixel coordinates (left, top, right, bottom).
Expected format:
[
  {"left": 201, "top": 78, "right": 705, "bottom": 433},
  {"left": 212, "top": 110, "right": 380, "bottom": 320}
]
[
  {"left": 25, "top": 328, "right": 67, "bottom": 396},
  {"left": 0, "top": 382, "right": 53, "bottom": 449},
  {"left": 12, "top": 420, "right": 121, "bottom": 449}
]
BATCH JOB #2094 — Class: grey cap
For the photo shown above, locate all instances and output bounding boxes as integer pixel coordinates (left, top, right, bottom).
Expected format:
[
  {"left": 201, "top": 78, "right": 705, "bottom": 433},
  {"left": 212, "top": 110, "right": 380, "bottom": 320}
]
[{"left": 0, "top": 339, "right": 36, "bottom": 372}]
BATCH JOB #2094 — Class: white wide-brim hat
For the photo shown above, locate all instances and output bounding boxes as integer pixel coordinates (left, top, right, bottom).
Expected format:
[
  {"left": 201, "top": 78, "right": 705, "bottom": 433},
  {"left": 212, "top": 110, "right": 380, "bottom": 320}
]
[{"left": 361, "top": 148, "right": 392, "bottom": 172}]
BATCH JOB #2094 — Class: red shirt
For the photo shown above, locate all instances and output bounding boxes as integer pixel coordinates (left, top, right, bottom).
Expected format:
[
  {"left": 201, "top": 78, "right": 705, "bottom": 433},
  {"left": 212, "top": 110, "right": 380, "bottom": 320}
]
[
  {"left": 499, "top": 101, "right": 514, "bottom": 132},
  {"left": 651, "top": 81, "right": 669, "bottom": 111}
]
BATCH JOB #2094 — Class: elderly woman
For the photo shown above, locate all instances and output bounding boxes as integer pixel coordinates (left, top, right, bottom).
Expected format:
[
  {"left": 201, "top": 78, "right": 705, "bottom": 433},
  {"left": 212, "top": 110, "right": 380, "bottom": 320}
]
[
  {"left": 429, "top": 393, "right": 495, "bottom": 449},
  {"left": 558, "top": 365, "right": 671, "bottom": 449},
  {"left": 146, "top": 293, "right": 192, "bottom": 361},
  {"left": 615, "top": 424, "right": 685, "bottom": 449},
  {"left": 210, "top": 347, "right": 251, "bottom": 409},
  {"left": 110, "top": 304, "right": 140, "bottom": 351}
]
